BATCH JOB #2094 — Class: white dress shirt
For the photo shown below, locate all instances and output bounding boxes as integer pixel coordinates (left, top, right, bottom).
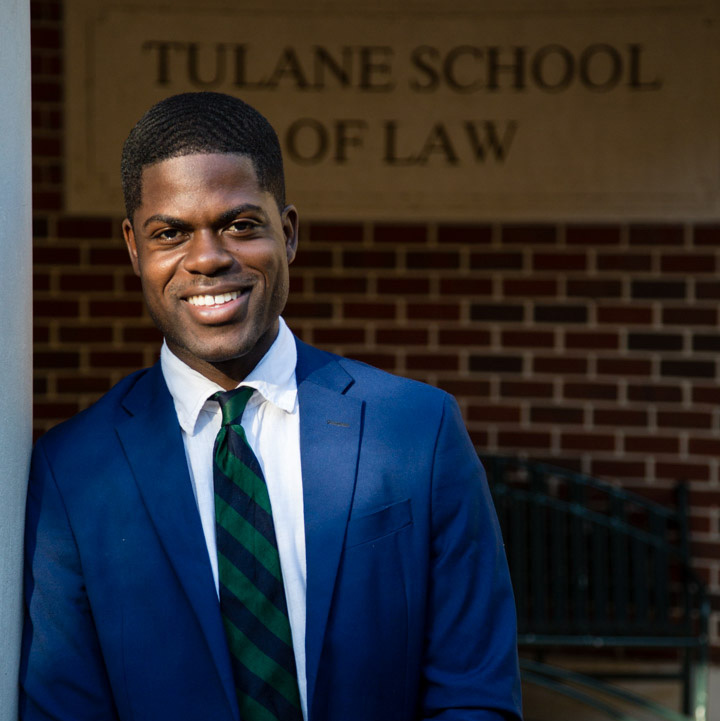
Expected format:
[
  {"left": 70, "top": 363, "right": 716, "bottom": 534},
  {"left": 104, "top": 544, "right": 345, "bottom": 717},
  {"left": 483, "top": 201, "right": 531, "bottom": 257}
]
[{"left": 160, "top": 318, "right": 308, "bottom": 719}]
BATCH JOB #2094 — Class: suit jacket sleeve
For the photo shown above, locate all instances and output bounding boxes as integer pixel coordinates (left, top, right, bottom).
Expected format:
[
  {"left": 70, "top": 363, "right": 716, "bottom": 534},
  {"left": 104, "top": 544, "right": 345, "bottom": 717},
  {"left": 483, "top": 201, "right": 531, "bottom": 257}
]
[
  {"left": 420, "top": 394, "right": 522, "bottom": 720},
  {"left": 20, "top": 441, "right": 121, "bottom": 721}
]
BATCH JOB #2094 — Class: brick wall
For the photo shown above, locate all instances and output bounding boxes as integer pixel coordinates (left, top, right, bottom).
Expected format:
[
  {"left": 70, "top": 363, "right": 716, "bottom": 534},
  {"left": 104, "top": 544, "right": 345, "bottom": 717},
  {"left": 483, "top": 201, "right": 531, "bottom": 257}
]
[{"left": 31, "top": 0, "right": 720, "bottom": 655}]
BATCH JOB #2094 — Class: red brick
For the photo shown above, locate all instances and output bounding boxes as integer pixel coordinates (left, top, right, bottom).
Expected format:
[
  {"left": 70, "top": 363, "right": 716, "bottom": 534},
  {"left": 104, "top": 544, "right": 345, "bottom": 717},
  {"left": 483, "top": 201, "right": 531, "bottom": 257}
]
[
  {"left": 631, "top": 280, "right": 686, "bottom": 300},
  {"left": 468, "top": 404, "right": 521, "bottom": 423},
  {"left": 32, "top": 216, "right": 49, "bottom": 238},
  {"left": 591, "top": 460, "right": 647, "bottom": 480},
  {"left": 34, "top": 299, "right": 79, "bottom": 317},
  {"left": 406, "top": 354, "right": 459, "bottom": 371},
  {"left": 533, "top": 253, "right": 587, "bottom": 272},
  {"left": 289, "top": 276, "right": 304, "bottom": 293},
  {"left": 34, "top": 325, "right": 50, "bottom": 343},
  {"left": 313, "top": 327, "right": 366, "bottom": 344},
  {"left": 31, "top": 81, "right": 62, "bottom": 103},
  {"left": 497, "top": 431, "right": 552, "bottom": 448},
  {"left": 314, "top": 277, "right": 368, "bottom": 294},
  {"left": 470, "top": 252, "right": 523, "bottom": 270},
  {"left": 439, "top": 381, "right": 491, "bottom": 398},
  {"left": 629, "top": 225, "right": 683, "bottom": 245},
  {"left": 89, "top": 300, "right": 144, "bottom": 318},
  {"left": 503, "top": 279, "right": 557, "bottom": 297},
  {"left": 468, "top": 430, "right": 490, "bottom": 447},
  {"left": 566, "top": 279, "right": 623, "bottom": 298},
  {"left": 561, "top": 433, "right": 616, "bottom": 452},
  {"left": 89, "top": 248, "right": 132, "bottom": 265},
  {"left": 661, "top": 359, "right": 715, "bottom": 379},
  {"left": 696, "top": 282, "right": 720, "bottom": 300},
  {"left": 657, "top": 411, "right": 712, "bottom": 429},
  {"left": 564, "top": 382, "right": 618, "bottom": 401},
  {"left": 693, "top": 225, "right": 720, "bottom": 246},
  {"left": 406, "top": 251, "right": 459, "bottom": 269},
  {"left": 688, "top": 438, "right": 720, "bottom": 456},
  {"left": 627, "top": 333, "right": 683, "bottom": 351},
  {"left": 376, "top": 328, "right": 428, "bottom": 345},
  {"left": 347, "top": 353, "right": 396, "bottom": 371},
  {"left": 597, "top": 306, "right": 653, "bottom": 324},
  {"left": 122, "top": 326, "right": 163, "bottom": 344},
  {"left": 89, "top": 352, "right": 144, "bottom": 368},
  {"left": 34, "top": 402, "right": 79, "bottom": 419},
  {"left": 530, "top": 406, "right": 584, "bottom": 424},
  {"left": 565, "top": 332, "right": 619, "bottom": 350},
  {"left": 692, "top": 386, "right": 720, "bottom": 405},
  {"left": 689, "top": 515, "right": 713, "bottom": 534},
  {"left": 438, "top": 329, "right": 491, "bottom": 346},
  {"left": 30, "top": 26, "right": 61, "bottom": 48},
  {"left": 500, "top": 381, "right": 554, "bottom": 398},
  {"left": 293, "top": 250, "right": 333, "bottom": 268},
  {"left": 377, "top": 277, "right": 430, "bottom": 295},
  {"left": 624, "top": 435, "right": 680, "bottom": 454},
  {"left": 342, "top": 250, "right": 394, "bottom": 269},
  {"left": 661, "top": 254, "right": 715, "bottom": 273},
  {"left": 308, "top": 223, "right": 363, "bottom": 242},
  {"left": 597, "top": 253, "right": 652, "bottom": 271},
  {"left": 693, "top": 334, "right": 720, "bottom": 352},
  {"left": 663, "top": 307, "right": 717, "bottom": 326},
  {"left": 657, "top": 462, "right": 711, "bottom": 482},
  {"left": 33, "top": 376, "right": 48, "bottom": 394},
  {"left": 501, "top": 330, "right": 555, "bottom": 348},
  {"left": 284, "top": 301, "right": 333, "bottom": 319},
  {"left": 627, "top": 384, "right": 683, "bottom": 403},
  {"left": 406, "top": 303, "right": 459, "bottom": 321},
  {"left": 534, "top": 356, "right": 588, "bottom": 374},
  {"left": 470, "top": 304, "right": 524, "bottom": 322},
  {"left": 374, "top": 224, "right": 427, "bottom": 244},
  {"left": 534, "top": 305, "right": 587, "bottom": 323},
  {"left": 437, "top": 225, "right": 492, "bottom": 244},
  {"left": 59, "top": 326, "right": 113, "bottom": 343},
  {"left": 593, "top": 408, "right": 648, "bottom": 426},
  {"left": 566, "top": 226, "right": 621, "bottom": 245},
  {"left": 596, "top": 358, "right": 652, "bottom": 376},
  {"left": 33, "top": 272, "right": 50, "bottom": 291},
  {"left": 55, "top": 376, "right": 113, "bottom": 393},
  {"left": 502, "top": 225, "right": 556, "bottom": 244},
  {"left": 33, "top": 190, "right": 62, "bottom": 210},
  {"left": 439, "top": 278, "right": 492, "bottom": 295},
  {"left": 35, "top": 351, "right": 80, "bottom": 369},
  {"left": 57, "top": 217, "right": 115, "bottom": 239},
  {"left": 469, "top": 355, "right": 523, "bottom": 373},
  {"left": 59, "top": 273, "right": 114, "bottom": 292},
  {"left": 343, "top": 302, "right": 395, "bottom": 320}
]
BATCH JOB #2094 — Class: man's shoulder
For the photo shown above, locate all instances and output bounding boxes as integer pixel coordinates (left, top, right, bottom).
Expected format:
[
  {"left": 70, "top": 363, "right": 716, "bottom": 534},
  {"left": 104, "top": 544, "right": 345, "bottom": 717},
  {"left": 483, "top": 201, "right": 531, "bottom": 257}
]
[{"left": 35, "top": 365, "right": 159, "bottom": 455}]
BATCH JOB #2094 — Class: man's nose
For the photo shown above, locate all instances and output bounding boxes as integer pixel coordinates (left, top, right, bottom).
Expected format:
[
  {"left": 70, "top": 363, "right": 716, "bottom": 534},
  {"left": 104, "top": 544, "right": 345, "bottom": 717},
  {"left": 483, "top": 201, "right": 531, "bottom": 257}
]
[{"left": 182, "top": 230, "right": 234, "bottom": 275}]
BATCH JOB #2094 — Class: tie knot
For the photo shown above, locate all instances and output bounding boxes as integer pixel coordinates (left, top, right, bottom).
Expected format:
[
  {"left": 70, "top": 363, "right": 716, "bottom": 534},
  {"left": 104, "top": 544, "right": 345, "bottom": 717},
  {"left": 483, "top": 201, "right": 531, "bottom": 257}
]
[{"left": 212, "top": 386, "right": 254, "bottom": 426}]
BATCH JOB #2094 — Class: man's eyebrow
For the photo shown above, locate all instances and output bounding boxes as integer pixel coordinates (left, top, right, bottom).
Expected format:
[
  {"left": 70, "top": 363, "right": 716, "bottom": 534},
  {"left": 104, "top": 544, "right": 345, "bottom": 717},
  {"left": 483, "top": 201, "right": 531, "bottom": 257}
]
[
  {"left": 142, "top": 214, "right": 192, "bottom": 231},
  {"left": 215, "top": 204, "right": 269, "bottom": 228}
]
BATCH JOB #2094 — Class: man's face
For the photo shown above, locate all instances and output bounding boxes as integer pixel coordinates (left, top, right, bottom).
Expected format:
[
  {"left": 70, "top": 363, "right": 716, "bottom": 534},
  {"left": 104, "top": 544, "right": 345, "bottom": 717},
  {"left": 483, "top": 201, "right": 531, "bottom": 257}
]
[{"left": 122, "top": 153, "right": 298, "bottom": 386}]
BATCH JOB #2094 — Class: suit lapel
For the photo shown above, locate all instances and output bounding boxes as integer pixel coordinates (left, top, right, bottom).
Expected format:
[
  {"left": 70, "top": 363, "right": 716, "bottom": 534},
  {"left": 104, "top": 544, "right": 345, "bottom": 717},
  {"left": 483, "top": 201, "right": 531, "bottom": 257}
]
[
  {"left": 115, "top": 364, "right": 238, "bottom": 720},
  {"left": 295, "top": 340, "right": 363, "bottom": 714}
]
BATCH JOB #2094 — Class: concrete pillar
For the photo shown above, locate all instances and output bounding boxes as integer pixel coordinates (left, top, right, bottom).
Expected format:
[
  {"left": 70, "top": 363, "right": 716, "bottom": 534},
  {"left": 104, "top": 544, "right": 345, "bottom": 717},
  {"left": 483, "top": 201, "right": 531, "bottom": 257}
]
[{"left": 0, "top": 0, "right": 33, "bottom": 718}]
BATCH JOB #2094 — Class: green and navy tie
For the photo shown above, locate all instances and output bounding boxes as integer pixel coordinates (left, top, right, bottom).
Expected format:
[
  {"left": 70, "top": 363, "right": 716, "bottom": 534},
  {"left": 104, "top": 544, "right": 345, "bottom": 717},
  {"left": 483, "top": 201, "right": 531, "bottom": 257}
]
[{"left": 212, "top": 387, "right": 302, "bottom": 721}]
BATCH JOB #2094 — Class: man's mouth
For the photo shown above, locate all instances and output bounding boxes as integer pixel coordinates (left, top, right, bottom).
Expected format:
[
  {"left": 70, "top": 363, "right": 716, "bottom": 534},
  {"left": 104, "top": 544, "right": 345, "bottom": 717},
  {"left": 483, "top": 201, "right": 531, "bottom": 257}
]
[{"left": 185, "top": 290, "right": 244, "bottom": 307}]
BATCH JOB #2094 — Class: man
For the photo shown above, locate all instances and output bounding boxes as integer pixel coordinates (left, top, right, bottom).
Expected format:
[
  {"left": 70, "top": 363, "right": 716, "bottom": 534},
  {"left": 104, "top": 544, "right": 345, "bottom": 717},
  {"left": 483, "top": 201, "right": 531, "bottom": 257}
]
[{"left": 20, "top": 92, "right": 522, "bottom": 721}]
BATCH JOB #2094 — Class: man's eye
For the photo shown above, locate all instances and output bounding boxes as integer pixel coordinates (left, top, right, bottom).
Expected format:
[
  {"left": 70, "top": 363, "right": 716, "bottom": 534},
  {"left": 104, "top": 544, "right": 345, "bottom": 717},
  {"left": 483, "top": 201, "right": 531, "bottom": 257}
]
[
  {"left": 155, "top": 229, "right": 181, "bottom": 242},
  {"left": 227, "top": 220, "right": 256, "bottom": 233}
]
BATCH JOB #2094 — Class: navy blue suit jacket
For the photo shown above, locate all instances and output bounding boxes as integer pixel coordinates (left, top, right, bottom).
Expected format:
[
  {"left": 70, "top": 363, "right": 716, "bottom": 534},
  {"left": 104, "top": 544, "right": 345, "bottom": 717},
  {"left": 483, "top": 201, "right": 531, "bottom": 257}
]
[{"left": 20, "top": 339, "right": 522, "bottom": 721}]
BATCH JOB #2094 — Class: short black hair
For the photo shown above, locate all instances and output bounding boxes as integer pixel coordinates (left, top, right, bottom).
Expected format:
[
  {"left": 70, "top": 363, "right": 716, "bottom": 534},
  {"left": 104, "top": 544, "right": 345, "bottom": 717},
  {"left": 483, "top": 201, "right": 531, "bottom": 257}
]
[{"left": 121, "top": 92, "right": 285, "bottom": 220}]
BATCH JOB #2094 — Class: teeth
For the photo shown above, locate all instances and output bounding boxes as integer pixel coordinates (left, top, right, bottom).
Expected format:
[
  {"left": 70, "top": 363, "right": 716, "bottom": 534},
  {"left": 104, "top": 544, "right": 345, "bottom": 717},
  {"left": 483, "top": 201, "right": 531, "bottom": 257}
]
[{"left": 187, "top": 290, "right": 241, "bottom": 307}]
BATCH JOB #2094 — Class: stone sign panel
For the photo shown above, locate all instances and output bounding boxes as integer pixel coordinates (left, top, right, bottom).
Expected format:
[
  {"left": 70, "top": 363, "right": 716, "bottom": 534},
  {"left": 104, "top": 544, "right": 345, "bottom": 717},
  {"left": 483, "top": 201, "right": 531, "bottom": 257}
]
[{"left": 66, "top": 0, "right": 720, "bottom": 220}]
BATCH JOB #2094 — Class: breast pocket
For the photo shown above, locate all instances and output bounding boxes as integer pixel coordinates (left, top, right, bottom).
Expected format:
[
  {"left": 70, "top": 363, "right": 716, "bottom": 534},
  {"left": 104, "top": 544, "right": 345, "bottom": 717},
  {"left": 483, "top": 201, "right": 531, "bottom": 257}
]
[{"left": 345, "top": 498, "right": 413, "bottom": 548}]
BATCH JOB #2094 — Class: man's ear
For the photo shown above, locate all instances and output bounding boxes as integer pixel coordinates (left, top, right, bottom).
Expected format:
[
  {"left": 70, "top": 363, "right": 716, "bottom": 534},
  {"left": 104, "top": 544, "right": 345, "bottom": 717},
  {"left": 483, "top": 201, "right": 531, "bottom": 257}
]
[
  {"left": 282, "top": 205, "right": 299, "bottom": 265},
  {"left": 122, "top": 218, "right": 141, "bottom": 277}
]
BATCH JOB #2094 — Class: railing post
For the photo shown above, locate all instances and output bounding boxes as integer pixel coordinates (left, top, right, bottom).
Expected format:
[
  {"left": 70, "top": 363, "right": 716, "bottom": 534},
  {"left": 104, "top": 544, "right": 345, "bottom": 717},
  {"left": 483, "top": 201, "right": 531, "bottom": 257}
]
[{"left": 0, "top": 0, "right": 33, "bottom": 718}]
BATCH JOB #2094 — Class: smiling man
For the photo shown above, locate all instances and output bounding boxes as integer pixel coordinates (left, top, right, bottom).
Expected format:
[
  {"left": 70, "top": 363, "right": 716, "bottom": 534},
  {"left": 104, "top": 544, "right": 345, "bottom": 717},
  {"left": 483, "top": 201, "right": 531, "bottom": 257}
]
[{"left": 20, "top": 92, "right": 522, "bottom": 721}]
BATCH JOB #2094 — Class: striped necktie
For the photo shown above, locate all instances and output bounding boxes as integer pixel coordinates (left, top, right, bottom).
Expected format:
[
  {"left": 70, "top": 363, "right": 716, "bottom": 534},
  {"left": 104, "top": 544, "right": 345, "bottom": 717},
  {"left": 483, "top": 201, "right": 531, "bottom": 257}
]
[{"left": 212, "top": 387, "right": 302, "bottom": 721}]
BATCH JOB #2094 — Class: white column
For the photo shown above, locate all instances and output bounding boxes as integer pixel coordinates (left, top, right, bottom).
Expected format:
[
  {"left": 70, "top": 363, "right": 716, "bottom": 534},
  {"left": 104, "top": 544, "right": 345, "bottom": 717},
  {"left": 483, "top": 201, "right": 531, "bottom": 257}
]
[{"left": 0, "top": 0, "right": 33, "bottom": 718}]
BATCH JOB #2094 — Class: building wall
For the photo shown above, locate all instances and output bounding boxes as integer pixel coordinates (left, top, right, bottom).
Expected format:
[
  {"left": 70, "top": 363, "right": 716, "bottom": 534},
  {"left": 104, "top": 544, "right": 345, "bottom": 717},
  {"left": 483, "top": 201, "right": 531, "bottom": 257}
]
[{"left": 31, "top": 0, "right": 720, "bottom": 657}]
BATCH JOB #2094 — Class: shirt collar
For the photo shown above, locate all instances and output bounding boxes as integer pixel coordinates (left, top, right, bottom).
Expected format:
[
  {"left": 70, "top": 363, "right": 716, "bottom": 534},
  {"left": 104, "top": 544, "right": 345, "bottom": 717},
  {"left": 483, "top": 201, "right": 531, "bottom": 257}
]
[{"left": 161, "top": 317, "right": 298, "bottom": 436}]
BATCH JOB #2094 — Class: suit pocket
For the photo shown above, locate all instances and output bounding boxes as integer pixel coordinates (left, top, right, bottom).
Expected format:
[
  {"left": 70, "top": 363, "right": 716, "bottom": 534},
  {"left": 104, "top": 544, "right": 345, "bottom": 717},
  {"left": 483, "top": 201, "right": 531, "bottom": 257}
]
[{"left": 345, "top": 498, "right": 412, "bottom": 548}]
